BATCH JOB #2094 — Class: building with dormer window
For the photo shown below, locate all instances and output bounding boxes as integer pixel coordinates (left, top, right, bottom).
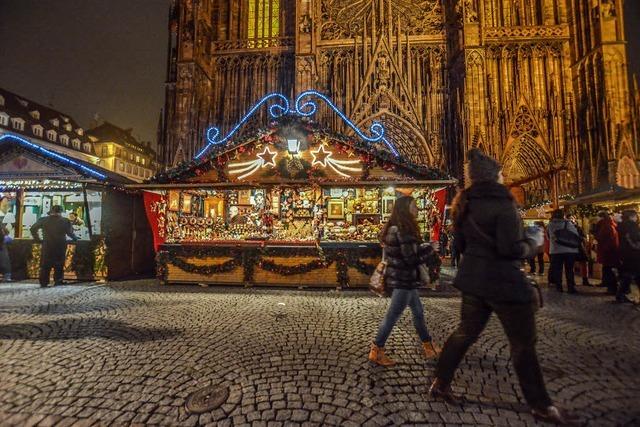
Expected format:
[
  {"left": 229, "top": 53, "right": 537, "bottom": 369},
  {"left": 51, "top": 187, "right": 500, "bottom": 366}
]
[
  {"left": 88, "top": 121, "right": 157, "bottom": 182},
  {"left": 0, "top": 87, "right": 101, "bottom": 167}
]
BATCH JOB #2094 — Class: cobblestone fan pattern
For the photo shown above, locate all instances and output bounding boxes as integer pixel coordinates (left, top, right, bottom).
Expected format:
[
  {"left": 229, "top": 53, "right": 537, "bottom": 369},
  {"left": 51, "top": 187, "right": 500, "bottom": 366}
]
[{"left": 0, "top": 281, "right": 639, "bottom": 426}]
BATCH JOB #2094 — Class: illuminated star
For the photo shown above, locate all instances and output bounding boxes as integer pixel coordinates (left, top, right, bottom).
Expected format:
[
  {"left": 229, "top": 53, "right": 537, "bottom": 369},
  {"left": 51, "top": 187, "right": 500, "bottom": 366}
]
[
  {"left": 311, "top": 145, "right": 332, "bottom": 167},
  {"left": 258, "top": 147, "right": 278, "bottom": 168}
]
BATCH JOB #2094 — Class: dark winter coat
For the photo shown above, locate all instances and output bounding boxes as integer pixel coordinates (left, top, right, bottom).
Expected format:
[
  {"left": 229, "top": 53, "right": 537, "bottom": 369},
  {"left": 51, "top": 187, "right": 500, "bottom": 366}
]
[
  {"left": 594, "top": 217, "right": 620, "bottom": 266},
  {"left": 382, "top": 225, "right": 440, "bottom": 290},
  {"left": 617, "top": 219, "right": 640, "bottom": 274},
  {"left": 30, "top": 215, "right": 78, "bottom": 263},
  {"left": 453, "top": 181, "right": 537, "bottom": 304}
]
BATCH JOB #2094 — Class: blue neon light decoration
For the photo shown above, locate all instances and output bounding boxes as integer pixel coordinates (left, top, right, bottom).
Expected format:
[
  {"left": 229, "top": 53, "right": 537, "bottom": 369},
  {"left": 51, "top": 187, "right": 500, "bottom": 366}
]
[
  {"left": 0, "top": 133, "right": 107, "bottom": 180},
  {"left": 197, "top": 93, "right": 290, "bottom": 159},
  {"left": 195, "top": 91, "right": 400, "bottom": 159}
]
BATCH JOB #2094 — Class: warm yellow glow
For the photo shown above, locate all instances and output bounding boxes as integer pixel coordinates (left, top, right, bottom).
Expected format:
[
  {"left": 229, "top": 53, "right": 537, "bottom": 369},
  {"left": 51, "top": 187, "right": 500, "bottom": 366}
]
[{"left": 248, "top": 0, "right": 280, "bottom": 46}]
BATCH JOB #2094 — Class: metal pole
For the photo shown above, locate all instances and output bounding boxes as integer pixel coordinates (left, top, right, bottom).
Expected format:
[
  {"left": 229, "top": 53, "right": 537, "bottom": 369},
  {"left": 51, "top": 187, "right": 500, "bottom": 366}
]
[{"left": 82, "top": 183, "right": 93, "bottom": 239}]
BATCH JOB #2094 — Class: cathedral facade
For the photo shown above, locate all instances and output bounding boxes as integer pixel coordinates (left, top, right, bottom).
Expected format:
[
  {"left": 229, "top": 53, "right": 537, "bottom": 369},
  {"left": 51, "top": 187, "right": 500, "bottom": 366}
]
[{"left": 160, "top": 0, "right": 637, "bottom": 205}]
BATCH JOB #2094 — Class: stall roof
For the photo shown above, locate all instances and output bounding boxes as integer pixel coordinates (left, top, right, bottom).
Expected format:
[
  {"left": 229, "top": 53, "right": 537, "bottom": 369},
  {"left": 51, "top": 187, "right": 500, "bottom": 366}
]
[
  {"left": 562, "top": 186, "right": 640, "bottom": 206},
  {"left": 0, "top": 133, "right": 134, "bottom": 185},
  {"left": 150, "top": 115, "right": 453, "bottom": 186}
]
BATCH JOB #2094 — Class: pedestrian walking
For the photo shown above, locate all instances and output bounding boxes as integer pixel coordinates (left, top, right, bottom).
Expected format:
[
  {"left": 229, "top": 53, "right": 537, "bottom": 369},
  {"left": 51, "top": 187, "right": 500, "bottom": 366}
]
[
  {"left": 450, "top": 232, "right": 462, "bottom": 268},
  {"left": 429, "top": 149, "right": 576, "bottom": 425},
  {"left": 568, "top": 214, "right": 591, "bottom": 287},
  {"left": 0, "top": 222, "right": 11, "bottom": 282},
  {"left": 527, "top": 221, "right": 546, "bottom": 276},
  {"left": 30, "top": 205, "right": 78, "bottom": 288},
  {"left": 439, "top": 229, "right": 449, "bottom": 258},
  {"left": 593, "top": 211, "right": 620, "bottom": 294},
  {"left": 616, "top": 209, "right": 640, "bottom": 303},
  {"left": 547, "top": 210, "right": 580, "bottom": 293},
  {"left": 368, "top": 196, "right": 442, "bottom": 367}
]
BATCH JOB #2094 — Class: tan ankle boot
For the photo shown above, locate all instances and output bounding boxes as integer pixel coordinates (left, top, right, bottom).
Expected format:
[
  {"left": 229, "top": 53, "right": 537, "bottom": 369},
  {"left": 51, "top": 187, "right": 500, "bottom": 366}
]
[
  {"left": 423, "top": 340, "right": 441, "bottom": 358},
  {"left": 368, "top": 343, "right": 396, "bottom": 366}
]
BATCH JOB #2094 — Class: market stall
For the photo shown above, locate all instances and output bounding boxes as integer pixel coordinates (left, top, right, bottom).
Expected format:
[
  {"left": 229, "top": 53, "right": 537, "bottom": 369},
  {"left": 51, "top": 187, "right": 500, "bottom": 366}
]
[
  {"left": 0, "top": 133, "right": 154, "bottom": 281},
  {"left": 141, "top": 93, "right": 453, "bottom": 288}
]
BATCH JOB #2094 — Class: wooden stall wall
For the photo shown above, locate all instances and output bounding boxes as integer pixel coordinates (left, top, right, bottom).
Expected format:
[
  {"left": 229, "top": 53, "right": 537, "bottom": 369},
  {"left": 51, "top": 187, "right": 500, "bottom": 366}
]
[{"left": 103, "top": 191, "right": 155, "bottom": 280}]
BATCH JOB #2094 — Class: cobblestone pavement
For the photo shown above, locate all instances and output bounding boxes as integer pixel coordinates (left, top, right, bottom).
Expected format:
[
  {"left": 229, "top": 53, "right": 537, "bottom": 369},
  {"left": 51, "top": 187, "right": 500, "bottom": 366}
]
[{"left": 0, "top": 278, "right": 639, "bottom": 426}]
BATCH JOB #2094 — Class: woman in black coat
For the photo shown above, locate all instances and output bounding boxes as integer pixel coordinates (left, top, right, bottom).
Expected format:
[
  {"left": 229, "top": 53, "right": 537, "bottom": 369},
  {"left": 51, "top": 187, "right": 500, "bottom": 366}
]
[
  {"left": 368, "top": 196, "right": 441, "bottom": 366},
  {"left": 428, "top": 149, "right": 576, "bottom": 425}
]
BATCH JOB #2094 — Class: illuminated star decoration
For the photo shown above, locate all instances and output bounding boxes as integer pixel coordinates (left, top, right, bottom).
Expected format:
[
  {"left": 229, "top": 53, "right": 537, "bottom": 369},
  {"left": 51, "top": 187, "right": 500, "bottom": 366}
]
[
  {"left": 311, "top": 145, "right": 331, "bottom": 167},
  {"left": 228, "top": 147, "right": 278, "bottom": 180},
  {"left": 257, "top": 147, "right": 277, "bottom": 167},
  {"left": 311, "top": 145, "right": 361, "bottom": 178}
]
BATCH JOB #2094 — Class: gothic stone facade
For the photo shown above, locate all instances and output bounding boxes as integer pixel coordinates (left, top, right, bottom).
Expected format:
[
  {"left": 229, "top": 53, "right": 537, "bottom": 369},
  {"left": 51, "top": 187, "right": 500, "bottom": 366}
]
[{"left": 160, "top": 0, "right": 638, "bottom": 204}]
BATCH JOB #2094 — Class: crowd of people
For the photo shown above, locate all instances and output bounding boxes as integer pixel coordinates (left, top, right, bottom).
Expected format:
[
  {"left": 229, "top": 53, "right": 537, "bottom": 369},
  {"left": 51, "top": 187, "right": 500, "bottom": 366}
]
[
  {"left": 439, "top": 200, "right": 640, "bottom": 304},
  {"left": 368, "top": 149, "right": 640, "bottom": 425}
]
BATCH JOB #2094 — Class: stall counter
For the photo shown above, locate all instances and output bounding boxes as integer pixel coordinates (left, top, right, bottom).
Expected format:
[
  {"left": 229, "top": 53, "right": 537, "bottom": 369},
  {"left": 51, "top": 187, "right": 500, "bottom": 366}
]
[{"left": 156, "top": 242, "right": 381, "bottom": 288}]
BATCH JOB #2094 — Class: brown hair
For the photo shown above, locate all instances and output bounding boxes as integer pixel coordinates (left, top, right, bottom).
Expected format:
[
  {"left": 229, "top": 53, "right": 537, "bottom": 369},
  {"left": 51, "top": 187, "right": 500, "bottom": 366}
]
[
  {"left": 450, "top": 190, "right": 468, "bottom": 231},
  {"left": 382, "top": 196, "right": 421, "bottom": 240}
]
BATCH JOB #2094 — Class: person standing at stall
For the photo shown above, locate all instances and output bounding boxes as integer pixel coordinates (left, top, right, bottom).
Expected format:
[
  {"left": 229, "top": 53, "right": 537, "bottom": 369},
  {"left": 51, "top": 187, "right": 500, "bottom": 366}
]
[
  {"left": 30, "top": 205, "right": 78, "bottom": 288},
  {"left": 616, "top": 210, "right": 640, "bottom": 303},
  {"left": 547, "top": 210, "right": 580, "bottom": 293},
  {"left": 527, "top": 221, "right": 546, "bottom": 276},
  {"left": 568, "top": 214, "right": 592, "bottom": 287},
  {"left": 368, "top": 196, "right": 442, "bottom": 366},
  {"left": 593, "top": 211, "right": 620, "bottom": 294},
  {"left": 0, "top": 222, "right": 11, "bottom": 282},
  {"left": 429, "top": 149, "right": 576, "bottom": 425}
]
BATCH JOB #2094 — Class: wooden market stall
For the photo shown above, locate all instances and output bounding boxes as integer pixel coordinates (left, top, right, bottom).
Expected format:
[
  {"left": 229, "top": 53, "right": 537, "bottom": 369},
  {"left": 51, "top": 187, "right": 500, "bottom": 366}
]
[
  {"left": 139, "top": 111, "right": 453, "bottom": 288},
  {"left": 0, "top": 133, "right": 155, "bottom": 281}
]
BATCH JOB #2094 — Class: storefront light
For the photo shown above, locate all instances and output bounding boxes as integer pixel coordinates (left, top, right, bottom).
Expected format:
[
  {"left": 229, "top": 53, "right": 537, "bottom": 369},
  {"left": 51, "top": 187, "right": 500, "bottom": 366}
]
[{"left": 287, "top": 139, "right": 300, "bottom": 154}]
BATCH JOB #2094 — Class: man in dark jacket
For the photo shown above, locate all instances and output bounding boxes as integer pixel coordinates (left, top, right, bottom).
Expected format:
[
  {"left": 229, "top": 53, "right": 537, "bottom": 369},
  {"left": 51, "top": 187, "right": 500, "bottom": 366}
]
[
  {"left": 429, "top": 149, "right": 576, "bottom": 425},
  {"left": 30, "top": 205, "right": 78, "bottom": 287},
  {"left": 616, "top": 209, "right": 640, "bottom": 303}
]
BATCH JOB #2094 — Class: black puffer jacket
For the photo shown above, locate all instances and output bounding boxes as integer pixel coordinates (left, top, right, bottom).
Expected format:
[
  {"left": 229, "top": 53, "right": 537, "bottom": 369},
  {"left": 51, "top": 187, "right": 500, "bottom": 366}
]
[
  {"left": 383, "top": 226, "right": 440, "bottom": 290},
  {"left": 453, "top": 182, "right": 537, "bottom": 303}
]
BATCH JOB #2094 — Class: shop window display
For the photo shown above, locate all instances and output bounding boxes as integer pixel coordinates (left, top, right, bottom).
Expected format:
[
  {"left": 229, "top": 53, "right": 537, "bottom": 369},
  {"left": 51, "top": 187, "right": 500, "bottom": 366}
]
[
  {"left": 161, "top": 186, "right": 442, "bottom": 244},
  {"left": 20, "top": 191, "right": 102, "bottom": 240},
  {"left": 0, "top": 192, "right": 18, "bottom": 237}
]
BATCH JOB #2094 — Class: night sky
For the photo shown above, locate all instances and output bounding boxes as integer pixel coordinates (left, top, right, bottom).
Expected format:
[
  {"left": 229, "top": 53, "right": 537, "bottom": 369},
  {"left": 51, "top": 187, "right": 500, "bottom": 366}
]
[{"left": 0, "top": 1, "right": 639, "bottom": 146}]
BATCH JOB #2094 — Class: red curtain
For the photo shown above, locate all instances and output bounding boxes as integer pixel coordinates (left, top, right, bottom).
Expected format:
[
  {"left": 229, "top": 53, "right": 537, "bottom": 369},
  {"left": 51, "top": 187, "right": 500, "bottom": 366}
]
[
  {"left": 143, "top": 191, "right": 165, "bottom": 251},
  {"left": 430, "top": 188, "right": 447, "bottom": 242}
]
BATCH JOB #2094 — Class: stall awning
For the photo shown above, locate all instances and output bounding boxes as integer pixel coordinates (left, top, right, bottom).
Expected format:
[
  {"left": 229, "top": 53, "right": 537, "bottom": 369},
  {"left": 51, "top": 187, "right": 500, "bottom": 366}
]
[
  {"left": 126, "top": 179, "right": 456, "bottom": 190},
  {"left": 562, "top": 187, "right": 640, "bottom": 207},
  {"left": 0, "top": 133, "right": 134, "bottom": 186}
]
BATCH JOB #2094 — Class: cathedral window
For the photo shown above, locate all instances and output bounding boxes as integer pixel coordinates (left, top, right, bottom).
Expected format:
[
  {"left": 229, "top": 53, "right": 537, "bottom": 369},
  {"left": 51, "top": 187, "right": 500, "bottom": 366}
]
[{"left": 247, "top": 0, "right": 280, "bottom": 46}]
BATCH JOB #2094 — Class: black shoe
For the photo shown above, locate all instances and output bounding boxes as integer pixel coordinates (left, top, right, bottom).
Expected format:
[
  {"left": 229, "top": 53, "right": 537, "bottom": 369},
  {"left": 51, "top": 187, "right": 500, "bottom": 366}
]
[
  {"left": 39, "top": 284, "right": 49, "bottom": 288},
  {"left": 531, "top": 405, "right": 579, "bottom": 425},
  {"left": 568, "top": 287, "right": 578, "bottom": 295},
  {"left": 428, "top": 379, "right": 462, "bottom": 404}
]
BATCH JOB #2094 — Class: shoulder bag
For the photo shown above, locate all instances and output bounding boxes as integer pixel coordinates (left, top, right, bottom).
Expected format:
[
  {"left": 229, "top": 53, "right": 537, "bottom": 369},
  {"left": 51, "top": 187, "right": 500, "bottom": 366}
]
[
  {"left": 553, "top": 221, "right": 582, "bottom": 249},
  {"left": 369, "top": 248, "right": 388, "bottom": 297}
]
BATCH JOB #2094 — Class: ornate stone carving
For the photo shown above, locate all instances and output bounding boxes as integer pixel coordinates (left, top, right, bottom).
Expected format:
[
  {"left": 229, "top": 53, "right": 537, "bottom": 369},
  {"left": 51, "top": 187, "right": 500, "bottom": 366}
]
[
  {"left": 320, "top": 0, "right": 443, "bottom": 40},
  {"left": 484, "top": 25, "right": 569, "bottom": 41}
]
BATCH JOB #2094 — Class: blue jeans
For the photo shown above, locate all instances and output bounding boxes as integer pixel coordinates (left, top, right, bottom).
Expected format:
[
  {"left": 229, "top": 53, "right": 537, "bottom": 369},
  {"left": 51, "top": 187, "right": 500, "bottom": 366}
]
[{"left": 374, "top": 288, "right": 432, "bottom": 347}]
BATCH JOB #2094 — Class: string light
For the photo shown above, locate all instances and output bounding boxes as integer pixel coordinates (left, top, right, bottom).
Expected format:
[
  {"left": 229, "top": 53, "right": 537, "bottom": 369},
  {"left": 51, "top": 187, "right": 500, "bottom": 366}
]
[
  {"left": 0, "top": 133, "right": 107, "bottom": 180},
  {"left": 196, "top": 91, "right": 401, "bottom": 159},
  {"left": 0, "top": 179, "right": 83, "bottom": 190}
]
